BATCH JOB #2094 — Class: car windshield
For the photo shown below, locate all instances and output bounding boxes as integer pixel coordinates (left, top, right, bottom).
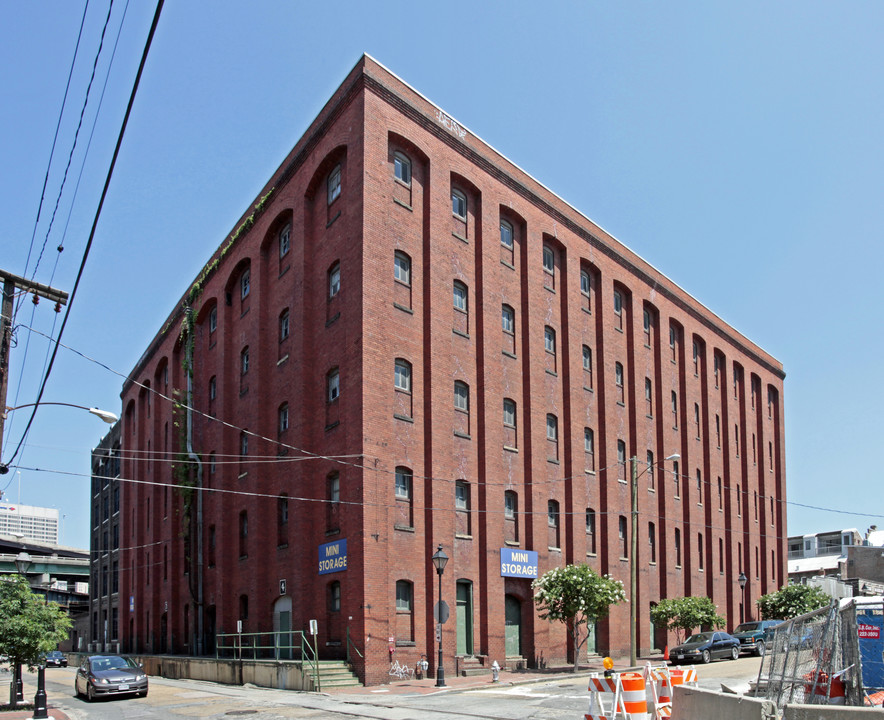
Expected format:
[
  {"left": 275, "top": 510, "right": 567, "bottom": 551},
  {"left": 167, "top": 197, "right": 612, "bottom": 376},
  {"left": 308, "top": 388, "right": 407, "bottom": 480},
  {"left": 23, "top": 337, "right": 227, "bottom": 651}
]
[
  {"left": 686, "top": 633, "right": 713, "bottom": 643},
  {"left": 735, "top": 623, "right": 759, "bottom": 632},
  {"left": 90, "top": 656, "right": 136, "bottom": 671}
]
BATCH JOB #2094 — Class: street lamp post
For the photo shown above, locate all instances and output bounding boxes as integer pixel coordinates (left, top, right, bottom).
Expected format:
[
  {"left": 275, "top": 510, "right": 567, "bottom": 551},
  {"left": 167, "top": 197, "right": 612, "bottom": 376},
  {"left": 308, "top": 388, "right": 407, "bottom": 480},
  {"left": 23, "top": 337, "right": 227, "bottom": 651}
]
[
  {"left": 630, "top": 453, "right": 680, "bottom": 668},
  {"left": 431, "top": 545, "right": 449, "bottom": 688},
  {"left": 738, "top": 572, "right": 748, "bottom": 623}
]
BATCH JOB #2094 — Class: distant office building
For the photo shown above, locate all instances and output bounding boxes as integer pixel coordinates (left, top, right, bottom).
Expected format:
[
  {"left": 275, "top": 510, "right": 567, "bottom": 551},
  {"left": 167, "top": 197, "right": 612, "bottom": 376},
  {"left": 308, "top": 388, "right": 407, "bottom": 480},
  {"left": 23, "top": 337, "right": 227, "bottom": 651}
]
[
  {"left": 0, "top": 501, "right": 59, "bottom": 543},
  {"left": 788, "top": 527, "right": 884, "bottom": 597},
  {"left": 88, "top": 420, "right": 122, "bottom": 652}
]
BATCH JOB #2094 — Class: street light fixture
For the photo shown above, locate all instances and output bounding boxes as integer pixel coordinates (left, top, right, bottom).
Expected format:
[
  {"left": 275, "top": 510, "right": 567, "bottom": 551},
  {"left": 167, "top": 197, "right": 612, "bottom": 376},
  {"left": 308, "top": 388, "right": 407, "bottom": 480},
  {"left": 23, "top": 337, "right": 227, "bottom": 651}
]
[
  {"left": 630, "top": 452, "right": 680, "bottom": 668},
  {"left": 14, "top": 551, "right": 32, "bottom": 576},
  {"left": 431, "top": 544, "right": 449, "bottom": 688},
  {"left": 738, "top": 571, "right": 748, "bottom": 623}
]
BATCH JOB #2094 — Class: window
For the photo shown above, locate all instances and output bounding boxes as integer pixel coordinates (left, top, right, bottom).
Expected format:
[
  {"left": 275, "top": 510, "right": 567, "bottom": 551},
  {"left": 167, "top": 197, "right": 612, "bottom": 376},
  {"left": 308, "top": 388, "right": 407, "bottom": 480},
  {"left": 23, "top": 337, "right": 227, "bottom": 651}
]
[
  {"left": 396, "top": 580, "right": 412, "bottom": 612},
  {"left": 769, "top": 441, "right": 774, "bottom": 471},
  {"left": 671, "top": 390, "right": 678, "bottom": 427},
  {"left": 720, "top": 538, "right": 725, "bottom": 574},
  {"left": 542, "top": 245, "right": 554, "bottom": 274},
  {"left": 649, "top": 522, "right": 657, "bottom": 563},
  {"left": 675, "top": 528, "right": 682, "bottom": 567},
  {"left": 209, "top": 376, "right": 216, "bottom": 401},
  {"left": 619, "top": 515, "right": 628, "bottom": 558},
  {"left": 279, "top": 223, "right": 291, "bottom": 258},
  {"left": 718, "top": 477, "right": 723, "bottom": 510},
  {"left": 395, "top": 467, "right": 412, "bottom": 500},
  {"left": 584, "top": 428, "right": 595, "bottom": 471},
  {"left": 614, "top": 290, "right": 623, "bottom": 329},
  {"left": 696, "top": 469, "right": 703, "bottom": 504},
  {"left": 278, "top": 403, "right": 289, "bottom": 433},
  {"left": 328, "top": 581, "right": 341, "bottom": 612},
  {"left": 670, "top": 326, "right": 679, "bottom": 362},
  {"left": 394, "top": 251, "right": 411, "bottom": 285},
  {"left": 586, "top": 508, "right": 597, "bottom": 554},
  {"left": 328, "top": 472, "right": 340, "bottom": 504},
  {"left": 617, "top": 440, "right": 626, "bottom": 480},
  {"left": 673, "top": 460, "right": 680, "bottom": 498},
  {"left": 580, "top": 270, "right": 592, "bottom": 306},
  {"left": 582, "top": 345, "right": 593, "bottom": 388},
  {"left": 239, "top": 511, "right": 248, "bottom": 557},
  {"left": 240, "top": 431, "right": 249, "bottom": 458},
  {"left": 394, "top": 359, "right": 411, "bottom": 392},
  {"left": 546, "top": 414, "right": 558, "bottom": 441},
  {"left": 615, "top": 362, "right": 624, "bottom": 403},
  {"left": 544, "top": 326, "right": 556, "bottom": 354},
  {"left": 714, "top": 354, "right": 721, "bottom": 388},
  {"left": 645, "top": 377, "right": 653, "bottom": 415},
  {"left": 327, "top": 369, "right": 340, "bottom": 402},
  {"left": 500, "top": 220, "right": 513, "bottom": 249},
  {"left": 241, "top": 347, "right": 250, "bottom": 375},
  {"left": 328, "top": 262, "right": 341, "bottom": 298},
  {"left": 692, "top": 340, "right": 699, "bottom": 374},
  {"left": 643, "top": 308, "right": 652, "bottom": 345},
  {"left": 735, "top": 424, "right": 741, "bottom": 457},
  {"left": 279, "top": 310, "right": 290, "bottom": 341},
  {"left": 548, "top": 500, "right": 559, "bottom": 528},
  {"left": 454, "top": 381, "right": 469, "bottom": 412},
  {"left": 504, "top": 491, "right": 517, "bottom": 519},
  {"left": 452, "top": 189, "right": 466, "bottom": 219},
  {"left": 502, "top": 304, "right": 515, "bottom": 334},
  {"left": 647, "top": 450, "right": 655, "bottom": 489},
  {"left": 327, "top": 165, "right": 341, "bottom": 204},
  {"left": 503, "top": 398, "right": 516, "bottom": 428},
  {"left": 278, "top": 494, "right": 288, "bottom": 546},
  {"left": 715, "top": 414, "right": 721, "bottom": 447},
  {"left": 737, "top": 483, "right": 742, "bottom": 516},
  {"left": 455, "top": 481, "right": 469, "bottom": 511},
  {"left": 209, "top": 452, "right": 216, "bottom": 474},
  {"left": 393, "top": 152, "right": 411, "bottom": 185},
  {"left": 239, "top": 594, "right": 248, "bottom": 621},
  {"left": 453, "top": 281, "right": 468, "bottom": 312},
  {"left": 241, "top": 268, "right": 250, "bottom": 300},
  {"left": 694, "top": 403, "right": 701, "bottom": 439},
  {"left": 209, "top": 306, "right": 217, "bottom": 334},
  {"left": 698, "top": 533, "right": 704, "bottom": 570}
]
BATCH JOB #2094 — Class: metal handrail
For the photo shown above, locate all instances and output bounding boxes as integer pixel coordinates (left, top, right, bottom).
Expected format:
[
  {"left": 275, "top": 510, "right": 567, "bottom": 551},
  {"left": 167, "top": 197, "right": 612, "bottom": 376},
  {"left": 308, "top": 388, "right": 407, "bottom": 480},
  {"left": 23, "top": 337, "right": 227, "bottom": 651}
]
[
  {"left": 214, "top": 630, "right": 319, "bottom": 689},
  {"left": 346, "top": 625, "right": 363, "bottom": 664}
]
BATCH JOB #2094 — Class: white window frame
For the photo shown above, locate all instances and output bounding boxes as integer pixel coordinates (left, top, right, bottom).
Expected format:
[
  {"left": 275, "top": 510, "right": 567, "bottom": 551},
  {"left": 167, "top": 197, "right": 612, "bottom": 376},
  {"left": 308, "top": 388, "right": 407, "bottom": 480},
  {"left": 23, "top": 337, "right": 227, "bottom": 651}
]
[
  {"left": 502, "top": 304, "right": 515, "bottom": 333},
  {"left": 544, "top": 326, "right": 556, "bottom": 354},
  {"left": 395, "top": 467, "right": 411, "bottom": 500},
  {"left": 394, "top": 251, "right": 411, "bottom": 285},
  {"left": 241, "top": 268, "right": 250, "bottom": 300},
  {"left": 279, "top": 404, "right": 289, "bottom": 432},
  {"left": 452, "top": 189, "right": 467, "bottom": 219},
  {"left": 327, "top": 165, "right": 341, "bottom": 205},
  {"left": 327, "top": 369, "right": 340, "bottom": 402},
  {"left": 393, "top": 152, "right": 411, "bottom": 185},
  {"left": 453, "top": 281, "right": 468, "bottom": 312},
  {"left": 279, "top": 223, "right": 291, "bottom": 258},
  {"left": 503, "top": 398, "right": 516, "bottom": 428},
  {"left": 546, "top": 414, "right": 558, "bottom": 441},
  {"left": 329, "top": 263, "right": 341, "bottom": 298},
  {"left": 500, "top": 219, "right": 514, "bottom": 249},
  {"left": 542, "top": 245, "right": 554, "bottom": 274},
  {"left": 280, "top": 310, "right": 290, "bottom": 341},
  {"left": 394, "top": 359, "right": 411, "bottom": 392},
  {"left": 454, "top": 381, "right": 469, "bottom": 412}
]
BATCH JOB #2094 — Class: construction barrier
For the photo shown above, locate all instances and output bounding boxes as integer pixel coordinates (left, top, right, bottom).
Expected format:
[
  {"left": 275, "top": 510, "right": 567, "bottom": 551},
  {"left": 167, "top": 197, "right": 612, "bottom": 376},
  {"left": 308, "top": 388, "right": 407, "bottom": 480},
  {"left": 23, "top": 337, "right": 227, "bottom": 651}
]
[
  {"left": 586, "top": 671, "right": 649, "bottom": 720},
  {"left": 803, "top": 670, "right": 847, "bottom": 705},
  {"left": 643, "top": 663, "right": 699, "bottom": 719}
]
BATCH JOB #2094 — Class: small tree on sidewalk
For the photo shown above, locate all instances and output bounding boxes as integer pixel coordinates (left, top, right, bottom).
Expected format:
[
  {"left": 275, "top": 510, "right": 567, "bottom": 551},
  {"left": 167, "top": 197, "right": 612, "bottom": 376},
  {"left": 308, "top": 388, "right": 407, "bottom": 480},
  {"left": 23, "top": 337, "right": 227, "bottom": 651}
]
[
  {"left": 0, "top": 574, "right": 72, "bottom": 671},
  {"left": 649, "top": 596, "right": 724, "bottom": 646},
  {"left": 756, "top": 584, "right": 830, "bottom": 620},
  {"left": 532, "top": 564, "right": 626, "bottom": 671}
]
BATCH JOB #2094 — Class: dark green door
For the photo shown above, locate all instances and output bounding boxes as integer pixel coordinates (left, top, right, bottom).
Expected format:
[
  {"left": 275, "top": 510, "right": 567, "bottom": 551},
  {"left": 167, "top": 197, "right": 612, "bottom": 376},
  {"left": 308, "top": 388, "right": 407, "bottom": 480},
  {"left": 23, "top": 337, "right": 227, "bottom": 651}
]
[
  {"left": 505, "top": 595, "right": 521, "bottom": 657},
  {"left": 456, "top": 581, "right": 473, "bottom": 655}
]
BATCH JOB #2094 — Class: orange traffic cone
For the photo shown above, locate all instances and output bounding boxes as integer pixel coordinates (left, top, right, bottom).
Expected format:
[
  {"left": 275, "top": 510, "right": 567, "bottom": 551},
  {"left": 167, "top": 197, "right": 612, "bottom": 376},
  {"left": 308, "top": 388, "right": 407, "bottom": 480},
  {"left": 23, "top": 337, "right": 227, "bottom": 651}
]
[{"left": 663, "top": 645, "right": 669, "bottom": 661}]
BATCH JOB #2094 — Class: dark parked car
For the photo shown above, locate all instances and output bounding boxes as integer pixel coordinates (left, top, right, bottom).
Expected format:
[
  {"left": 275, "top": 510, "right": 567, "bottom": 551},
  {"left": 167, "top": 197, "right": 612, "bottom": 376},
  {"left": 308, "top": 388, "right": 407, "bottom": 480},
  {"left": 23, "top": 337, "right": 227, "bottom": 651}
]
[
  {"left": 75, "top": 655, "right": 148, "bottom": 701},
  {"left": 43, "top": 651, "right": 67, "bottom": 667},
  {"left": 732, "top": 619, "right": 783, "bottom": 656},
  {"left": 670, "top": 631, "right": 741, "bottom": 664}
]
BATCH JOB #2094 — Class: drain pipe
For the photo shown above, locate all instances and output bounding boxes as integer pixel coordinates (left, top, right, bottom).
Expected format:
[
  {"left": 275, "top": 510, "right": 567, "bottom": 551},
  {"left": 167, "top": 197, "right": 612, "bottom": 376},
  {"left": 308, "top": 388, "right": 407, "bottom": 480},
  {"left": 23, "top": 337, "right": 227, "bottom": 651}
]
[{"left": 184, "top": 307, "right": 205, "bottom": 655}]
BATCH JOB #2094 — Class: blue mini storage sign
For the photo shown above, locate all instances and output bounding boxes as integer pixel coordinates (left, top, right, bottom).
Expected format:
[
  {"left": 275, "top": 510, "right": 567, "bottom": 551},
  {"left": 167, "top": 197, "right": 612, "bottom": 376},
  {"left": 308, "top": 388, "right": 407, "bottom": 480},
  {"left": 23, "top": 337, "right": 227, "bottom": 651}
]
[
  {"left": 500, "top": 548, "right": 538, "bottom": 578},
  {"left": 318, "top": 539, "right": 347, "bottom": 575}
]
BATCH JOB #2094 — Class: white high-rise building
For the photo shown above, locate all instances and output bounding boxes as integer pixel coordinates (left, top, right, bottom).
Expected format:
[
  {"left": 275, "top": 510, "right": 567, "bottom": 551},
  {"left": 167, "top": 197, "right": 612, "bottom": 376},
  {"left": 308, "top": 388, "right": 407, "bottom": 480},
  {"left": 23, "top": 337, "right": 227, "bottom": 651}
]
[{"left": 0, "top": 502, "right": 59, "bottom": 544}]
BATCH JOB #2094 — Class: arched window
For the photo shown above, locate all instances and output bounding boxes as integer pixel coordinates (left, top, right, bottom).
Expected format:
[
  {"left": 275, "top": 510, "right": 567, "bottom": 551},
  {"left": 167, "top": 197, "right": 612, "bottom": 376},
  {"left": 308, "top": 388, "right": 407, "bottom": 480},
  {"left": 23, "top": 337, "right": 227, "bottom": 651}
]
[
  {"left": 394, "top": 359, "right": 412, "bottom": 392},
  {"left": 279, "top": 309, "right": 290, "bottom": 341},
  {"left": 453, "top": 280, "right": 468, "bottom": 312},
  {"left": 454, "top": 381, "right": 469, "bottom": 412},
  {"left": 328, "top": 261, "right": 341, "bottom": 298},
  {"left": 394, "top": 251, "right": 411, "bottom": 285},
  {"left": 279, "top": 222, "right": 291, "bottom": 258},
  {"left": 502, "top": 304, "right": 515, "bottom": 334}
]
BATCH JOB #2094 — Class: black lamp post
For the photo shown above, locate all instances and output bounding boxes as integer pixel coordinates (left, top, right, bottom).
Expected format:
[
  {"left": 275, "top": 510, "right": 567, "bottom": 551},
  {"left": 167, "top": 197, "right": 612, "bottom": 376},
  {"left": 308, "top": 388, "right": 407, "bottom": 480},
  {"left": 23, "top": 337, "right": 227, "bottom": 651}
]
[
  {"left": 738, "top": 571, "right": 748, "bottom": 623},
  {"left": 431, "top": 545, "right": 448, "bottom": 688}
]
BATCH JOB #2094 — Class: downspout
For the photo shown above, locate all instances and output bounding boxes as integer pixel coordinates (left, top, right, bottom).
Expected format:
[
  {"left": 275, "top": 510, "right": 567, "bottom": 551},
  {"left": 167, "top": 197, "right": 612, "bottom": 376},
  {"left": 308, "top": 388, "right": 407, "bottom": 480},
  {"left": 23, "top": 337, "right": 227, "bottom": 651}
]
[{"left": 184, "top": 306, "right": 205, "bottom": 655}]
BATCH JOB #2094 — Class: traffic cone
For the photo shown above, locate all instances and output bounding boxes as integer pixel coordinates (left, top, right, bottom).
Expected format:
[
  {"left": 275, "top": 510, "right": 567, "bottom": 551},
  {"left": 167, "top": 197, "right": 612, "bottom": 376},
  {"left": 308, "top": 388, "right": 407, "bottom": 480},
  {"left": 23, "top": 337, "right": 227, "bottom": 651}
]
[{"left": 663, "top": 645, "right": 669, "bottom": 661}]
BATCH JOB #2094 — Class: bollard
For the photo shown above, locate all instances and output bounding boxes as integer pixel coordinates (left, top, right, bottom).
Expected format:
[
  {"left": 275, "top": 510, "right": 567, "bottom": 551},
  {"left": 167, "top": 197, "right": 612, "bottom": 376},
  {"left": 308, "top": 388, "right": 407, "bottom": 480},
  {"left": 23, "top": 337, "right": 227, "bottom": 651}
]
[
  {"left": 33, "top": 665, "right": 48, "bottom": 719},
  {"left": 491, "top": 660, "right": 500, "bottom": 682}
]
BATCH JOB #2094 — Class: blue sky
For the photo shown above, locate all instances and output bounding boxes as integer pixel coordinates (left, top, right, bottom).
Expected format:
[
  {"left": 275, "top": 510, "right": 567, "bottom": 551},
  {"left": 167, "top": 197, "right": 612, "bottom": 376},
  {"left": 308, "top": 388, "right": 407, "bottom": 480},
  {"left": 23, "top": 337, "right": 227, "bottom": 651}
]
[{"left": 1, "top": 2, "right": 882, "bottom": 549}]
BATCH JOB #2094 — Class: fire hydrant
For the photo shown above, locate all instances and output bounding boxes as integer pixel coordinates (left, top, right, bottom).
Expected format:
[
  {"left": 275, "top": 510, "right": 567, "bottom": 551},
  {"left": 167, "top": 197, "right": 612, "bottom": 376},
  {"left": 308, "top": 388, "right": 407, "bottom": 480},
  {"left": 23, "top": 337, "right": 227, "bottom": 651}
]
[{"left": 491, "top": 660, "right": 500, "bottom": 682}]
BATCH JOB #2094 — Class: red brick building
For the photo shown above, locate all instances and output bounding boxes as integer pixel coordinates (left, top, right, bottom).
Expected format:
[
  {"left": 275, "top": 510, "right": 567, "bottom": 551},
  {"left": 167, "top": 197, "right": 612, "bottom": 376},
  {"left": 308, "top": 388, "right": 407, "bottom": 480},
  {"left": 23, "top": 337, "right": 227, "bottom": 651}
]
[{"left": 119, "top": 55, "right": 786, "bottom": 685}]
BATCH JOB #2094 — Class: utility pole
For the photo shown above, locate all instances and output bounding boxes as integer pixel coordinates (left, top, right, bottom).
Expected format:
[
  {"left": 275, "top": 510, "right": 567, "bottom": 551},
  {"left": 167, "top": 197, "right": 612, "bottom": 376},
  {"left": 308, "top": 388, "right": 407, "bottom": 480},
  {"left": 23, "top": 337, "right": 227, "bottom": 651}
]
[{"left": 0, "top": 269, "right": 69, "bottom": 464}]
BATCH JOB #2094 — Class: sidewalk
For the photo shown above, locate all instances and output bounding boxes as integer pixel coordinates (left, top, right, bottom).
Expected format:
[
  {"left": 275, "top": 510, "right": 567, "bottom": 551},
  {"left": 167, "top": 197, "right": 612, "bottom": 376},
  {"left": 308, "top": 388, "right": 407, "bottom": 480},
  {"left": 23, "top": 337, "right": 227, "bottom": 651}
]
[
  {"left": 326, "top": 654, "right": 648, "bottom": 696},
  {"left": 0, "top": 707, "right": 69, "bottom": 720}
]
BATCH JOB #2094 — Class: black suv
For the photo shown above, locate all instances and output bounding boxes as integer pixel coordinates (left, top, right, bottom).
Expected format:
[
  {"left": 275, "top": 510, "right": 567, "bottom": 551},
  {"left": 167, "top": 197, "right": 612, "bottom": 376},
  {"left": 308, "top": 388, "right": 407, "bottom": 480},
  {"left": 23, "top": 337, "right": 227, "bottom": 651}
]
[{"left": 732, "top": 619, "right": 782, "bottom": 656}]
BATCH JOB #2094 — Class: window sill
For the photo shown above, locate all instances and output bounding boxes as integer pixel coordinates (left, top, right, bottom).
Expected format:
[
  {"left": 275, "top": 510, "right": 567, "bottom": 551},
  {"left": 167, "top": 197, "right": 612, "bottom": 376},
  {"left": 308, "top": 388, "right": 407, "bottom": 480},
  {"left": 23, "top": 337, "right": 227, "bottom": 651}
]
[
  {"left": 277, "top": 543, "right": 288, "bottom": 550},
  {"left": 614, "top": 326, "right": 623, "bottom": 333},
  {"left": 618, "top": 479, "right": 627, "bottom": 484},
  {"left": 393, "top": 302, "right": 413, "bottom": 314},
  {"left": 278, "top": 264, "right": 290, "bottom": 279},
  {"left": 240, "top": 387, "right": 249, "bottom": 397},
  {"left": 454, "top": 431, "right": 471, "bottom": 440},
  {"left": 547, "top": 458, "right": 560, "bottom": 465},
  {"left": 619, "top": 557, "right": 629, "bottom": 562},
  {"left": 545, "top": 369, "right": 558, "bottom": 377},
  {"left": 455, "top": 533, "right": 472, "bottom": 540},
  {"left": 500, "top": 259, "right": 515, "bottom": 270},
  {"left": 394, "top": 413, "right": 414, "bottom": 423},
  {"left": 503, "top": 445, "right": 518, "bottom": 453},
  {"left": 326, "top": 312, "right": 340, "bottom": 327},
  {"left": 504, "top": 540, "right": 520, "bottom": 546},
  {"left": 544, "top": 284, "right": 555, "bottom": 293},
  {"left": 393, "top": 198, "right": 412, "bottom": 211},
  {"left": 585, "top": 470, "right": 596, "bottom": 476},
  {"left": 241, "top": 307, "right": 250, "bottom": 320},
  {"left": 394, "top": 524, "right": 415, "bottom": 533},
  {"left": 452, "top": 231, "right": 469, "bottom": 244},
  {"left": 325, "top": 528, "right": 340, "bottom": 537},
  {"left": 326, "top": 210, "right": 341, "bottom": 228},
  {"left": 617, "top": 401, "right": 625, "bottom": 407},
  {"left": 649, "top": 561, "right": 657, "bottom": 566},
  {"left": 453, "top": 328, "right": 470, "bottom": 339},
  {"left": 648, "top": 488, "right": 656, "bottom": 494},
  {"left": 502, "top": 350, "right": 517, "bottom": 359},
  {"left": 325, "top": 421, "right": 340, "bottom": 432},
  {"left": 548, "top": 546, "right": 561, "bottom": 552},
  {"left": 586, "top": 552, "right": 597, "bottom": 558},
  {"left": 277, "top": 354, "right": 289, "bottom": 366},
  {"left": 582, "top": 307, "right": 591, "bottom": 315},
  {"left": 238, "top": 472, "right": 249, "bottom": 479},
  {"left": 644, "top": 343, "right": 651, "bottom": 350},
  {"left": 584, "top": 386, "right": 593, "bottom": 393},
  {"left": 395, "top": 640, "right": 416, "bottom": 647}
]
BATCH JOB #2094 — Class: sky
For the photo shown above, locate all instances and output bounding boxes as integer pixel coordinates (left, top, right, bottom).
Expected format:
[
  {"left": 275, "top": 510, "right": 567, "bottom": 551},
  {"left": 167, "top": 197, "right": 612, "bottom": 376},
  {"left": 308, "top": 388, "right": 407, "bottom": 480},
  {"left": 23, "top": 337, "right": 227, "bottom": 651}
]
[{"left": 1, "top": 2, "right": 882, "bottom": 549}]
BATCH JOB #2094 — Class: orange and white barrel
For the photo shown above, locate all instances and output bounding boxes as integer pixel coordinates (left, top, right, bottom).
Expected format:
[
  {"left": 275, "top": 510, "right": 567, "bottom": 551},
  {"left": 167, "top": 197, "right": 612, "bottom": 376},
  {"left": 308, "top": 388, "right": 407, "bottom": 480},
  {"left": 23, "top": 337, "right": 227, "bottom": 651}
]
[{"left": 616, "top": 672, "right": 649, "bottom": 720}]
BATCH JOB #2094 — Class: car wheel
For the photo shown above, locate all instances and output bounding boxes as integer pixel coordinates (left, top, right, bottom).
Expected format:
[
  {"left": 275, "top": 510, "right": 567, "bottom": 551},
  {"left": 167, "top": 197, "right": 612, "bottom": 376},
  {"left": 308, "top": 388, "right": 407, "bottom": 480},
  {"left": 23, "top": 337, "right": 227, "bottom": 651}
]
[
  {"left": 731, "top": 646, "right": 739, "bottom": 661},
  {"left": 756, "top": 641, "right": 765, "bottom": 657},
  {"left": 139, "top": 689, "right": 148, "bottom": 698},
  {"left": 87, "top": 684, "right": 95, "bottom": 702},
  {"left": 702, "top": 650, "right": 711, "bottom": 664}
]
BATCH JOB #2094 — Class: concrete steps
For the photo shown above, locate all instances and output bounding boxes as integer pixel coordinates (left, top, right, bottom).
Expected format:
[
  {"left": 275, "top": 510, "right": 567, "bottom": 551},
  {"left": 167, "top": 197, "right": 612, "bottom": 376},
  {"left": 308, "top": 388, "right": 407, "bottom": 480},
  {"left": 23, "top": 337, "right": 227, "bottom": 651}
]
[{"left": 314, "top": 660, "right": 362, "bottom": 688}]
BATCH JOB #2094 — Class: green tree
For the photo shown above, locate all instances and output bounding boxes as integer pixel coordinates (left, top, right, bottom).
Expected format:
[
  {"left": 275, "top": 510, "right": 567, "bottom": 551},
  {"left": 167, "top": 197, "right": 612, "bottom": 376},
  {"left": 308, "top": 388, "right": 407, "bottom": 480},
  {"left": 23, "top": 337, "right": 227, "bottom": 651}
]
[
  {"left": 650, "top": 596, "right": 725, "bottom": 646},
  {"left": 756, "top": 584, "right": 831, "bottom": 620},
  {"left": 0, "top": 575, "right": 72, "bottom": 671},
  {"left": 532, "top": 564, "right": 626, "bottom": 671}
]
